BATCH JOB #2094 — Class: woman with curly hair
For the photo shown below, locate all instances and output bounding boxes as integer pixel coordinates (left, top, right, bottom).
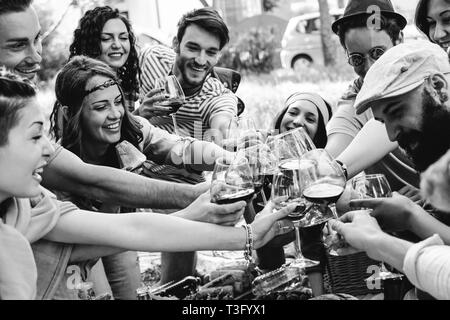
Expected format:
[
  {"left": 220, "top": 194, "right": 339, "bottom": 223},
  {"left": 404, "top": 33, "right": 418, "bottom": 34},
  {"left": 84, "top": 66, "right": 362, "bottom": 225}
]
[{"left": 69, "top": 6, "right": 140, "bottom": 112}]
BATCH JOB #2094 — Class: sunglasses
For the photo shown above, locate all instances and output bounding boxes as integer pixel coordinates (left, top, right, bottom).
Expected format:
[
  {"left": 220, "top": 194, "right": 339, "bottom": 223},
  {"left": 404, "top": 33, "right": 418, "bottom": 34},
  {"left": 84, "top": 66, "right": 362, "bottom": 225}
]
[{"left": 347, "top": 47, "right": 386, "bottom": 67}]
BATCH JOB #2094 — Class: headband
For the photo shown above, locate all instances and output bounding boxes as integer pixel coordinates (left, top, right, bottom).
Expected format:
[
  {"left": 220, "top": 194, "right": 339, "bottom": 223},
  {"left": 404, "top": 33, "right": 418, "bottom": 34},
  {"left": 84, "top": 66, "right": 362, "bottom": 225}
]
[
  {"left": 285, "top": 92, "right": 330, "bottom": 125},
  {"left": 84, "top": 79, "right": 118, "bottom": 96}
]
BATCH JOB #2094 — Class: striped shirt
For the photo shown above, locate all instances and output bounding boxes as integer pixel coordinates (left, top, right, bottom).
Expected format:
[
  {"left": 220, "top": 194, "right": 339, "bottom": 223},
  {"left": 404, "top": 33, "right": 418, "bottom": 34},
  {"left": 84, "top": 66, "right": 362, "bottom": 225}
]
[{"left": 139, "top": 45, "right": 238, "bottom": 140}]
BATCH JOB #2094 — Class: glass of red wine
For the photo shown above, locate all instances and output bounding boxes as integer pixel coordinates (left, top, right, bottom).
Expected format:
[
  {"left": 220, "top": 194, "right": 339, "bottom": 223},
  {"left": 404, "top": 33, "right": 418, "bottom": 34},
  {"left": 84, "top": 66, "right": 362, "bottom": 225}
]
[
  {"left": 271, "top": 160, "right": 319, "bottom": 269},
  {"left": 298, "top": 149, "right": 347, "bottom": 223},
  {"left": 210, "top": 157, "right": 255, "bottom": 205},
  {"left": 159, "top": 75, "right": 185, "bottom": 136}
]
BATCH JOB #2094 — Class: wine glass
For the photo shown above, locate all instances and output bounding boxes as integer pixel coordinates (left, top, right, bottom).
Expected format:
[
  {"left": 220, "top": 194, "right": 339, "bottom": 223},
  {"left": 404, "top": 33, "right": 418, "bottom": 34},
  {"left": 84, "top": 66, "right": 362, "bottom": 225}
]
[
  {"left": 237, "top": 143, "right": 278, "bottom": 206},
  {"left": 352, "top": 174, "right": 404, "bottom": 283},
  {"left": 223, "top": 116, "right": 258, "bottom": 152},
  {"left": 271, "top": 160, "right": 319, "bottom": 269},
  {"left": 267, "top": 127, "right": 316, "bottom": 166},
  {"left": 298, "top": 149, "right": 347, "bottom": 220},
  {"left": 158, "top": 75, "right": 185, "bottom": 136},
  {"left": 210, "top": 157, "right": 255, "bottom": 205}
]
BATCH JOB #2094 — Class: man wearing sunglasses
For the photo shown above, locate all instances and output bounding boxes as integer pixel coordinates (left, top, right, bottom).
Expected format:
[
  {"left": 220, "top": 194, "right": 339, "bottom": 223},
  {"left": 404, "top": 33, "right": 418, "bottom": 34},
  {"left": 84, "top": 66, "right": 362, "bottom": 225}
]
[{"left": 326, "top": 0, "right": 422, "bottom": 200}]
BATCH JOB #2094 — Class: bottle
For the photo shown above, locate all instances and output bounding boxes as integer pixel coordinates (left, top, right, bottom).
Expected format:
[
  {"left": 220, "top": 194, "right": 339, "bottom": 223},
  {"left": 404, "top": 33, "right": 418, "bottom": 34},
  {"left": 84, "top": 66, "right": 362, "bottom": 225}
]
[
  {"left": 75, "top": 282, "right": 96, "bottom": 300},
  {"left": 252, "top": 265, "right": 304, "bottom": 296},
  {"left": 152, "top": 276, "right": 201, "bottom": 299}
]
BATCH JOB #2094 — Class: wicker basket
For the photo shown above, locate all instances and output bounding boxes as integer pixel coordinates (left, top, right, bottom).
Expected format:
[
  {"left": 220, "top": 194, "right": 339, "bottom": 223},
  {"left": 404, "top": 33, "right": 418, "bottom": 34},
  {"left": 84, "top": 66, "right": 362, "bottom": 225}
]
[{"left": 323, "top": 251, "right": 383, "bottom": 297}]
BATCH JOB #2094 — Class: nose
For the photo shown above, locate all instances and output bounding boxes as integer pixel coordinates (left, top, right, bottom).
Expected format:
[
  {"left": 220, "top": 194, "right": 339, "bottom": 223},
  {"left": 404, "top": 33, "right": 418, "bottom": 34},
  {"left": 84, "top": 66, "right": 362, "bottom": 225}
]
[
  {"left": 363, "top": 58, "right": 375, "bottom": 77},
  {"left": 111, "top": 37, "right": 121, "bottom": 49},
  {"left": 109, "top": 104, "right": 123, "bottom": 119},
  {"left": 42, "top": 135, "right": 55, "bottom": 159},
  {"left": 27, "top": 41, "right": 42, "bottom": 65},
  {"left": 292, "top": 115, "right": 305, "bottom": 128},
  {"left": 433, "top": 23, "right": 447, "bottom": 43},
  {"left": 384, "top": 121, "right": 400, "bottom": 142},
  {"left": 195, "top": 51, "right": 207, "bottom": 65}
]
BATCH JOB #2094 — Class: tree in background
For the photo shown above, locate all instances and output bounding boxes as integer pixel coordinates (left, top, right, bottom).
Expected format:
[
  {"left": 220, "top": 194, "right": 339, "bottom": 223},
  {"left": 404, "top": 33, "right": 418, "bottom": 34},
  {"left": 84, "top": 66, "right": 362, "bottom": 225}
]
[{"left": 318, "top": 0, "right": 337, "bottom": 66}]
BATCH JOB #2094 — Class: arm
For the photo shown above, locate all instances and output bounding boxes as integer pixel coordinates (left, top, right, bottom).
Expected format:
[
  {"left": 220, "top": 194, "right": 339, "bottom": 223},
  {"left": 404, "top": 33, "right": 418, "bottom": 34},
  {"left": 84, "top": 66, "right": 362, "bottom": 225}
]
[
  {"left": 337, "top": 216, "right": 450, "bottom": 300},
  {"left": 420, "top": 149, "right": 450, "bottom": 212},
  {"left": 325, "top": 98, "right": 366, "bottom": 158},
  {"left": 336, "top": 119, "right": 398, "bottom": 179},
  {"left": 44, "top": 200, "right": 295, "bottom": 253},
  {"left": 139, "top": 118, "right": 234, "bottom": 172},
  {"left": 42, "top": 147, "right": 201, "bottom": 209},
  {"left": 350, "top": 194, "right": 450, "bottom": 245},
  {"left": 69, "top": 245, "right": 124, "bottom": 263}
]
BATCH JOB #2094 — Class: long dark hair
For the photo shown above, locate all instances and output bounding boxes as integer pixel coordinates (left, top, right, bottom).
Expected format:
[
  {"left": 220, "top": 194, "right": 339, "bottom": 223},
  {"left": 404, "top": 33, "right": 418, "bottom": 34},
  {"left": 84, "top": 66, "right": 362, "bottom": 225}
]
[
  {"left": 273, "top": 95, "right": 333, "bottom": 149},
  {"left": 50, "top": 56, "right": 142, "bottom": 161},
  {"left": 69, "top": 6, "right": 141, "bottom": 102},
  {"left": 415, "top": 0, "right": 450, "bottom": 41},
  {"left": 0, "top": 68, "right": 36, "bottom": 146}
]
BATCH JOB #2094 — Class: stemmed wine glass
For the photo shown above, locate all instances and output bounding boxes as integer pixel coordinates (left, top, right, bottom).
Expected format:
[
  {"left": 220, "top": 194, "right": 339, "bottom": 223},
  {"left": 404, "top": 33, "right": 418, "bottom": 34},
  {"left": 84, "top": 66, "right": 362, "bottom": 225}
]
[
  {"left": 210, "top": 157, "right": 255, "bottom": 205},
  {"left": 267, "top": 127, "right": 316, "bottom": 165},
  {"left": 237, "top": 144, "right": 271, "bottom": 194},
  {"left": 298, "top": 149, "right": 347, "bottom": 220},
  {"left": 223, "top": 116, "right": 258, "bottom": 152},
  {"left": 271, "top": 160, "right": 319, "bottom": 268},
  {"left": 352, "top": 174, "right": 404, "bottom": 282},
  {"left": 158, "top": 75, "right": 185, "bottom": 136}
]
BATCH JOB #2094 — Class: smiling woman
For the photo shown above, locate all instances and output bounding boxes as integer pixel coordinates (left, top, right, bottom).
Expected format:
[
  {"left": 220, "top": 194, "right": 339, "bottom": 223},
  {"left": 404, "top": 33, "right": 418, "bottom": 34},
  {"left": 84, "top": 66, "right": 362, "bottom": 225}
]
[{"left": 69, "top": 6, "right": 140, "bottom": 112}]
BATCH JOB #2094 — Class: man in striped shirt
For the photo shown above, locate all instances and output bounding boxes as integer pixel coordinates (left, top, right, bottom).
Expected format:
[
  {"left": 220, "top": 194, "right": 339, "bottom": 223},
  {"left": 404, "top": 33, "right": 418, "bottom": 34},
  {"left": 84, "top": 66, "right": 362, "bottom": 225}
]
[
  {"left": 135, "top": 8, "right": 239, "bottom": 285},
  {"left": 136, "top": 7, "right": 238, "bottom": 144}
]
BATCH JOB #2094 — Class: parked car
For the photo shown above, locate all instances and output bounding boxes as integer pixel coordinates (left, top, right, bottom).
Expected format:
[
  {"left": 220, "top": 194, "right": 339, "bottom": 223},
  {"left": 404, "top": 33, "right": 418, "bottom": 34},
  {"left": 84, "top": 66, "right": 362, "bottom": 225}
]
[{"left": 280, "top": 9, "right": 344, "bottom": 71}]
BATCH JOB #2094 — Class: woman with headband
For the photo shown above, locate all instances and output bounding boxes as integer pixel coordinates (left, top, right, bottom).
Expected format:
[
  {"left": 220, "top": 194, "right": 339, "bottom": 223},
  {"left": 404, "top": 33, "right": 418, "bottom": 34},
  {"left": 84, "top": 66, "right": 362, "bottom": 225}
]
[{"left": 255, "top": 92, "right": 333, "bottom": 297}]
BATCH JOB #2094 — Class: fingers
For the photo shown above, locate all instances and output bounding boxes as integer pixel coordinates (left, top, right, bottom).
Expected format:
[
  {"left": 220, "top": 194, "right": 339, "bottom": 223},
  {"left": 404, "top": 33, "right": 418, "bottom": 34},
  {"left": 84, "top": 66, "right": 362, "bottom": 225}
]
[
  {"left": 349, "top": 198, "right": 382, "bottom": 209},
  {"left": 145, "top": 87, "right": 165, "bottom": 98},
  {"left": 271, "top": 203, "right": 297, "bottom": 220},
  {"left": 329, "top": 219, "right": 345, "bottom": 234},
  {"left": 215, "top": 201, "right": 247, "bottom": 215},
  {"left": 274, "top": 220, "right": 295, "bottom": 236},
  {"left": 338, "top": 211, "right": 356, "bottom": 223}
]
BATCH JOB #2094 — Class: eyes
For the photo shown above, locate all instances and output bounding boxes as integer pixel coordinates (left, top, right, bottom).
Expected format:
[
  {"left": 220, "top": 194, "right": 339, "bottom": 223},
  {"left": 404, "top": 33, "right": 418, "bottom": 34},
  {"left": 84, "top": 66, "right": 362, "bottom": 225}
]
[
  {"left": 8, "top": 33, "right": 42, "bottom": 51},
  {"left": 287, "top": 109, "right": 317, "bottom": 123},
  {"left": 185, "top": 44, "right": 219, "bottom": 57},
  {"left": 101, "top": 34, "right": 130, "bottom": 43},
  {"left": 93, "top": 97, "right": 124, "bottom": 111}
]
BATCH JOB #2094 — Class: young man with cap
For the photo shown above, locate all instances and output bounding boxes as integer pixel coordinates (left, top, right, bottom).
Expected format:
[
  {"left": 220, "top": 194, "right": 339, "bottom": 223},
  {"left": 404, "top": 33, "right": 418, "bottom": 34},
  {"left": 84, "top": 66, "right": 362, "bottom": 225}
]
[
  {"left": 326, "top": 0, "right": 423, "bottom": 201},
  {"left": 331, "top": 40, "right": 450, "bottom": 300}
]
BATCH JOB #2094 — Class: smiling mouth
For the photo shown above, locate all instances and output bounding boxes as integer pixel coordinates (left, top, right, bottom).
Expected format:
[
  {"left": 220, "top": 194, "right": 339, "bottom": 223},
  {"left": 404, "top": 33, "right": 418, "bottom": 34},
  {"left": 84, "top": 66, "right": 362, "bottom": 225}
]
[
  {"left": 108, "top": 52, "right": 124, "bottom": 58},
  {"left": 16, "top": 66, "right": 40, "bottom": 77},
  {"left": 32, "top": 167, "right": 45, "bottom": 182},
  {"left": 105, "top": 122, "right": 121, "bottom": 130}
]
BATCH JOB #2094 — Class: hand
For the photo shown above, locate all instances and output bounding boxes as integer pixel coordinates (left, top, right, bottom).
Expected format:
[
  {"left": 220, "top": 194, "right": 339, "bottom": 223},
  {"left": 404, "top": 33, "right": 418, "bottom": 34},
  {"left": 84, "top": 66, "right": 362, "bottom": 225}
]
[
  {"left": 398, "top": 185, "right": 425, "bottom": 206},
  {"left": 250, "top": 202, "right": 296, "bottom": 249},
  {"left": 182, "top": 191, "right": 246, "bottom": 226},
  {"left": 349, "top": 192, "right": 418, "bottom": 232},
  {"left": 421, "top": 149, "right": 450, "bottom": 212},
  {"left": 330, "top": 210, "right": 384, "bottom": 256},
  {"left": 192, "top": 182, "right": 211, "bottom": 199},
  {"left": 335, "top": 182, "right": 359, "bottom": 216},
  {"left": 137, "top": 88, "right": 172, "bottom": 118}
]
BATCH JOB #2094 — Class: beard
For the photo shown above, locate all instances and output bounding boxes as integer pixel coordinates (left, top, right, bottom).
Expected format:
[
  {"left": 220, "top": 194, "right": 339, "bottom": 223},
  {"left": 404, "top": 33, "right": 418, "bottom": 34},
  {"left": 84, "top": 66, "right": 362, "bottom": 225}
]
[
  {"left": 175, "top": 56, "right": 212, "bottom": 90},
  {"left": 397, "top": 91, "right": 450, "bottom": 172}
]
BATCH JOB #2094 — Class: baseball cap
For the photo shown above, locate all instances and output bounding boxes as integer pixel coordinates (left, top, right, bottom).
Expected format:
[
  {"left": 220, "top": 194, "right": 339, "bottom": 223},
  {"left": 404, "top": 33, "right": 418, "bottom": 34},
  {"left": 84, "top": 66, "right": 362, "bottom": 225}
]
[{"left": 354, "top": 40, "right": 450, "bottom": 115}]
